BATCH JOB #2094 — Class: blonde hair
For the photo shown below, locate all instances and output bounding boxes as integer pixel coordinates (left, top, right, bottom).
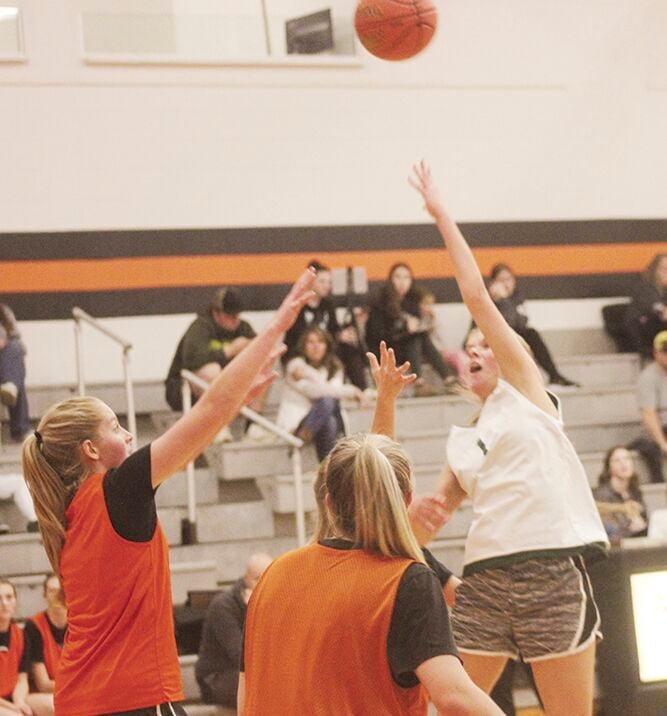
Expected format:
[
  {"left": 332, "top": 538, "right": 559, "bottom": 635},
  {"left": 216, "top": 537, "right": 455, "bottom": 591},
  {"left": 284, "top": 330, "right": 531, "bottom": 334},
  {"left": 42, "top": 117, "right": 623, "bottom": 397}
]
[
  {"left": 323, "top": 433, "right": 425, "bottom": 564},
  {"left": 22, "top": 396, "right": 107, "bottom": 575},
  {"left": 312, "top": 456, "right": 333, "bottom": 542}
]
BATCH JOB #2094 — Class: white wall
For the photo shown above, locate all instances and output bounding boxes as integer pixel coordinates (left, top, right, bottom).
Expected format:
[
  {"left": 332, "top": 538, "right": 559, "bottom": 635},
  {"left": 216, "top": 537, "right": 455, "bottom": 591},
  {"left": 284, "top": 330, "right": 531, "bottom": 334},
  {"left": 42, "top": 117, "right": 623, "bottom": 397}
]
[
  {"left": 0, "top": 0, "right": 666, "bottom": 232},
  {"left": 1, "top": 0, "right": 665, "bottom": 385}
]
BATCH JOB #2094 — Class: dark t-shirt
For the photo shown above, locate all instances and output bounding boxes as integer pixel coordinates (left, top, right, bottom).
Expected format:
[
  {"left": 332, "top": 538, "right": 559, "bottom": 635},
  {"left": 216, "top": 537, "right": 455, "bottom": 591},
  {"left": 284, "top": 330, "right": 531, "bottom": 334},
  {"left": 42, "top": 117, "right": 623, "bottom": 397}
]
[
  {"left": 0, "top": 625, "right": 30, "bottom": 675},
  {"left": 24, "top": 613, "right": 66, "bottom": 664},
  {"left": 241, "top": 540, "right": 459, "bottom": 688},
  {"left": 102, "top": 444, "right": 155, "bottom": 542}
]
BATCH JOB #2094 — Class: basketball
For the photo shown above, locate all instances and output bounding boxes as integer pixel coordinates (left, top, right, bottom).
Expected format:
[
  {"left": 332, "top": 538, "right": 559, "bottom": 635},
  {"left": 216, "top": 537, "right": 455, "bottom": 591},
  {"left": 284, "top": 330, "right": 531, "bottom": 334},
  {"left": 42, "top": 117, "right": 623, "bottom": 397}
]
[{"left": 354, "top": 0, "right": 438, "bottom": 61}]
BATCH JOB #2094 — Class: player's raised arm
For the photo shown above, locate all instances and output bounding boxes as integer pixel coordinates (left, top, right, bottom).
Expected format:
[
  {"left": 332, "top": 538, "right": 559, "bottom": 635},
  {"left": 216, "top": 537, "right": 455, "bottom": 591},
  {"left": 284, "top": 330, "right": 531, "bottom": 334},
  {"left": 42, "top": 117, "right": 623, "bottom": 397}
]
[
  {"left": 151, "top": 269, "right": 316, "bottom": 486},
  {"left": 408, "top": 161, "right": 553, "bottom": 413}
]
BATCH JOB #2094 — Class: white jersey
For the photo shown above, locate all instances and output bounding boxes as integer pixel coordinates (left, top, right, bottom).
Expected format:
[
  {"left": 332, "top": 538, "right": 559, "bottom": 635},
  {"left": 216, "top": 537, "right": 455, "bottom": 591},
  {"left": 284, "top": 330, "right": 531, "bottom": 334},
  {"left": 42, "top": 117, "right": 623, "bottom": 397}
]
[{"left": 447, "top": 379, "right": 608, "bottom": 571}]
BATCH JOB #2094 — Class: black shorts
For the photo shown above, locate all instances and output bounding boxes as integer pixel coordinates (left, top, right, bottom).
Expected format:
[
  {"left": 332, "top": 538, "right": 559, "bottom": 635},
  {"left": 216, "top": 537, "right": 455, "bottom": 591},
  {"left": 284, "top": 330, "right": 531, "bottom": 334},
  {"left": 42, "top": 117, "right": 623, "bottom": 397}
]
[{"left": 106, "top": 704, "right": 188, "bottom": 716}]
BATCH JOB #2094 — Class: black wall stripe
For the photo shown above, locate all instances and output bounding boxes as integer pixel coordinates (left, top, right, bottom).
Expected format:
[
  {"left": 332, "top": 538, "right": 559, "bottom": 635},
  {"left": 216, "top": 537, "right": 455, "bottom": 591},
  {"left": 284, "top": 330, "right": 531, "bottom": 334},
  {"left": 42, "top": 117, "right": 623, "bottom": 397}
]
[{"left": 1, "top": 219, "right": 666, "bottom": 260}]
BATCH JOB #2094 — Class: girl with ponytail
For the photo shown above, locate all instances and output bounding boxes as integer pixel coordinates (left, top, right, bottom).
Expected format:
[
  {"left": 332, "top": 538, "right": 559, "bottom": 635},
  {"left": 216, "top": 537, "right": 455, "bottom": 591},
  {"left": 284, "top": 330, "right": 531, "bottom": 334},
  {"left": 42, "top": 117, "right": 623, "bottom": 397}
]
[
  {"left": 240, "top": 343, "right": 502, "bottom": 716},
  {"left": 21, "top": 270, "right": 315, "bottom": 716}
]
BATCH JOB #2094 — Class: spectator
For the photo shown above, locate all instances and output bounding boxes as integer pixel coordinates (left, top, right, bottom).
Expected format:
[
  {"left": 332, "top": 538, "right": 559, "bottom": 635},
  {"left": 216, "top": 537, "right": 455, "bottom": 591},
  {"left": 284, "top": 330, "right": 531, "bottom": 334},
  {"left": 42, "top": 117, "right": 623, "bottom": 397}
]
[
  {"left": 165, "top": 288, "right": 256, "bottom": 412},
  {"left": 487, "top": 264, "right": 578, "bottom": 387},
  {"left": 284, "top": 260, "right": 368, "bottom": 390},
  {"left": 593, "top": 446, "right": 648, "bottom": 544},
  {"left": 24, "top": 574, "right": 67, "bottom": 698},
  {"left": 195, "top": 553, "right": 272, "bottom": 708},
  {"left": 366, "top": 263, "right": 457, "bottom": 396},
  {"left": 624, "top": 252, "right": 667, "bottom": 357},
  {"left": 0, "top": 473, "right": 38, "bottom": 535},
  {"left": 0, "top": 304, "right": 31, "bottom": 442},
  {"left": 276, "top": 327, "right": 363, "bottom": 461},
  {"left": 627, "top": 330, "right": 667, "bottom": 483},
  {"left": 0, "top": 578, "right": 53, "bottom": 716}
]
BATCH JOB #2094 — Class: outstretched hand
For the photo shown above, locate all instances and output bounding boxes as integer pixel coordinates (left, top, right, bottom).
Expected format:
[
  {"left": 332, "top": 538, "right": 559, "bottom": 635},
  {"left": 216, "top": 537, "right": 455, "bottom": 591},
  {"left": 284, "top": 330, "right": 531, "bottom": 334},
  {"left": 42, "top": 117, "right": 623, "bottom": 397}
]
[
  {"left": 408, "top": 493, "right": 450, "bottom": 545},
  {"left": 367, "top": 341, "right": 417, "bottom": 400},
  {"left": 271, "top": 268, "right": 317, "bottom": 333},
  {"left": 408, "top": 160, "right": 446, "bottom": 220},
  {"left": 243, "top": 344, "right": 285, "bottom": 405}
]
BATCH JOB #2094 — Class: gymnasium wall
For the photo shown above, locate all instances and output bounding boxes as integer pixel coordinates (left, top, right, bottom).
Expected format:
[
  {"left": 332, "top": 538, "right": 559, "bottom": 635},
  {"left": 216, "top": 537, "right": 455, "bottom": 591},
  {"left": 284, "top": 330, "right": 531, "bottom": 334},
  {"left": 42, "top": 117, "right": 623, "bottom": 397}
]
[{"left": 1, "top": 0, "right": 666, "bottom": 386}]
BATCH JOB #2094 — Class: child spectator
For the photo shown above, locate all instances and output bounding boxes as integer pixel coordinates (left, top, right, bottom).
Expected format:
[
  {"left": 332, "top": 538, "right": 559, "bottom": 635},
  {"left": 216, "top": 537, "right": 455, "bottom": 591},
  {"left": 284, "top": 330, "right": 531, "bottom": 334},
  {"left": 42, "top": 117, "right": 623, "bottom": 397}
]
[
  {"left": 277, "top": 326, "right": 364, "bottom": 461},
  {"left": 284, "top": 260, "right": 368, "bottom": 390}
]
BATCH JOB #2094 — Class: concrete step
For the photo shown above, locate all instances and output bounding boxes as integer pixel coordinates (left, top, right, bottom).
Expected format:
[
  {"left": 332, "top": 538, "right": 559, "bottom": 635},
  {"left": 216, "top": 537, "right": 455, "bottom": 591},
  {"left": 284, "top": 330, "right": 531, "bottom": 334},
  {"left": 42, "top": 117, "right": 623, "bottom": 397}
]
[
  {"left": 257, "top": 472, "right": 317, "bottom": 514},
  {"left": 158, "top": 500, "right": 275, "bottom": 546},
  {"left": 557, "top": 353, "right": 640, "bottom": 387},
  {"left": 155, "top": 468, "right": 219, "bottom": 508},
  {"left": 9, "top": 559, "right": 219, "bottom": 618},
  {"left": 0, "top": 534, "right": 50, "bottom": 575},
  {"left": 171, "top": 560, "right": 218, "bottom": 605},
  {"left": 205, "top": 441, "right": 319, "bottom": 481},
  {"left": 169, "top": 536, "right": 298, "bottom": 584}
]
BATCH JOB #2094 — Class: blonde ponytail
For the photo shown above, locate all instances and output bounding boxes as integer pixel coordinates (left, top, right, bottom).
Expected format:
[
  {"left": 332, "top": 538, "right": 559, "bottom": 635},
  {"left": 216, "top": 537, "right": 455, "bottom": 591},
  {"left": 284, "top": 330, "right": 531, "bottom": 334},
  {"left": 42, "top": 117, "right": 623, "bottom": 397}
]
[
  {"left": 21, "top": 396, "right": 106, "bottom": 574},
  {"left": 325, "top": 434, "right": 425, "bottom": 564}
]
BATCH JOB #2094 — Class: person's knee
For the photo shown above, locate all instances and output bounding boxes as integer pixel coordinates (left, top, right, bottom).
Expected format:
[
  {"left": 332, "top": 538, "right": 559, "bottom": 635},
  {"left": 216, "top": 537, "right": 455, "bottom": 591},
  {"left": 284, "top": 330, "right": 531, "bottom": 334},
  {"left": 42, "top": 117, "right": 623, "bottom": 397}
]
[{"left": 314, "top": 396, "right": 338, "bottom": 414}]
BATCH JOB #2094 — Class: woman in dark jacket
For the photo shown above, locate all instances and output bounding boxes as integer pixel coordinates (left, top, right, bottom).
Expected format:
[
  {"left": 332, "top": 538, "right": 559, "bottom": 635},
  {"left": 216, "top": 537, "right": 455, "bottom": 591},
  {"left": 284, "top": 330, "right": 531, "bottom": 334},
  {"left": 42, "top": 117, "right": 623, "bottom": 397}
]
[
  {"left": 365, "top": 263, "right": 456, "bottom": 395},
  {"left": 487, "top": 263, "right": 577, "bottom": 386},
  {"left": 623, "top": 252, "right": 667, "bottom": 357}
]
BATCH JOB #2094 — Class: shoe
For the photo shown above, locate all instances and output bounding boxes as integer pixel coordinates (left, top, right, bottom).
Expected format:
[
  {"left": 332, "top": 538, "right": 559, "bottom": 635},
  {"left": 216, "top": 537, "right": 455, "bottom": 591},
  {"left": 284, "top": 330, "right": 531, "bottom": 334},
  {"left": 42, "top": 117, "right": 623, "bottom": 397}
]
[
  {"left": 244, "top": 423, "right": 277, "bottom": 443},
  {"left": 549, "top": 375, "right": 580, "bottom": 388},
  {"left": 442, "top": 376, "right": 462, "bottom": 395},
  {"left": 413, "top": 382, "right": 439, "bottom": 398},
  {"left": 212, "top": 426, "right": 234, "bottom": 444},
  {"left": 26, "top": 521, "right": 39, "bottom": 533},
  {"left": 0, "top": 382, "right": 18, "bottom": 407},
  {"left": 362, "top": 387, "right": 378, "bottom": 401}
]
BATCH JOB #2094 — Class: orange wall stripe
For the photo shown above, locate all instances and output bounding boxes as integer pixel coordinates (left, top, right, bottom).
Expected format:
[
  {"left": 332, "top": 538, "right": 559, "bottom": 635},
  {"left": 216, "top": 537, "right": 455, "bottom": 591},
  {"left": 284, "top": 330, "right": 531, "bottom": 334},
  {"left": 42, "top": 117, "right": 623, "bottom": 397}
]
[{"left": 1, "top": 242, "right": 663, "bottom": 294}]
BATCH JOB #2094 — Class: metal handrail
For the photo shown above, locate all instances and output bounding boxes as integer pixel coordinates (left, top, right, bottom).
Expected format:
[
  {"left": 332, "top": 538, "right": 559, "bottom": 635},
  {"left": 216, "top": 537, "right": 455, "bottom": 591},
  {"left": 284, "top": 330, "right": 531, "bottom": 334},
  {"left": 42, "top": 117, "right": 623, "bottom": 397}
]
[
  {"left": 179, "top": 369, "right": 308, "bottom": 546},
  {"left": 72, "top": 307, "right": 137, "bottom": 443}
]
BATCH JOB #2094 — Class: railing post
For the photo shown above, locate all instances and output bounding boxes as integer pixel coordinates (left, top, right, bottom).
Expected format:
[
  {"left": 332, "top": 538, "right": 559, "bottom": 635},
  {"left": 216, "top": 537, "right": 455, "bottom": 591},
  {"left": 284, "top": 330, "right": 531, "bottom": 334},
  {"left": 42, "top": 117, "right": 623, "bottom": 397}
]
[
  {"left": 122, "top": 347, "right": 137, "bottom": 445},
  {"left": 292, "top": 448, "right": 306, "bottom": 547},
  {"left": 74, "top": 318, "right": 85, "bottom": 396},
  {"left": 180, "top": 378, "right": 198, "bottom": 545}
]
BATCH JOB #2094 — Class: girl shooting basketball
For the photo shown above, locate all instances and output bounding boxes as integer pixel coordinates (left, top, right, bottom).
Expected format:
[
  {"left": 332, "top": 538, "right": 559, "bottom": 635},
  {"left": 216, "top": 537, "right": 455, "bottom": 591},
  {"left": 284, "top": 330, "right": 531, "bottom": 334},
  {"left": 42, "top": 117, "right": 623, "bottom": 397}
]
[{"left": 409, "top": 161, "right": 608, "bottom": 715}]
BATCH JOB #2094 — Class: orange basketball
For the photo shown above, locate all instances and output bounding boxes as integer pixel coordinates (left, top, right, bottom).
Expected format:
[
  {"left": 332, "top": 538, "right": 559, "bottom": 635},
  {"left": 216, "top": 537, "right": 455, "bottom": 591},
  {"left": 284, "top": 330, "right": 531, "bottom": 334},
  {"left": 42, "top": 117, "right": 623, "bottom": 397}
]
[{"left": 354, "top": 0, "right": 438, "bottom": 61}]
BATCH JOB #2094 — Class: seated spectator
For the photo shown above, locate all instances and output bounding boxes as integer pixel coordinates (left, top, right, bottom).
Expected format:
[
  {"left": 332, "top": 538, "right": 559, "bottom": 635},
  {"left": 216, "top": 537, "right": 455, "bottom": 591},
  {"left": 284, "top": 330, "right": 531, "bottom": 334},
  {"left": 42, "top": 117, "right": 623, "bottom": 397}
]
[
  {"left": 0, "top": 303, "right": 31, "bottom": 442},
  {"left": 277, "top": 327, "right": 364, "bottom": 461},
  {"left": 366, "top": 263, "right": 457, "bottom": 396},
  {"left": 623, "top": 252, "right": 667, "bottom": 358},
  {"left": 486, "top": 263, "right": 578, "bottom": 386},
  {"left": 0, "top": 473, "right": 38, "bottom": 535},
  {"left": 593, "top": 446, "right": 648, "bottom": 544},
  {"left": 627, "top": 330, "right": 667, "bottom": 483},
  {"left": 195, "top": 553, "right": 272, "bottom": 708},
  {"left": 0, "top": 579, "right": 53, "bottom": 716},
  {"left": 24, "top": 574, "right": 66, "bottom": 699},
  {"left": 165, "top": 288, "right": 256, "bottom": 412},
  {"left": 284, "top": 260, "right": 368, "bottom": 390},
  {"left": 416, "top": 288, "right": 468, "bottom": 381}
]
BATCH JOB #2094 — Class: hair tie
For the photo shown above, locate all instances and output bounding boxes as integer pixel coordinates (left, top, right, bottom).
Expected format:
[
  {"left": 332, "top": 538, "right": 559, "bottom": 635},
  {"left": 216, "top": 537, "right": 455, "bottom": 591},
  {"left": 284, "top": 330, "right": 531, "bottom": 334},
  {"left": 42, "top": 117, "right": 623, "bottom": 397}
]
[{"left": 34, "top": 430, "right": 43, "bottom": 449}]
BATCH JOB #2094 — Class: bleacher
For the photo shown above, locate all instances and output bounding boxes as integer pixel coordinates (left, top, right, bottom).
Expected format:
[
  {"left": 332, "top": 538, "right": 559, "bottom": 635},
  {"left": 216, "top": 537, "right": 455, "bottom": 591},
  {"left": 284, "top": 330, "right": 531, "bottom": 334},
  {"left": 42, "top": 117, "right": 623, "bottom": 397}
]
[{"left": 2, "top": 327, "right": 666, "bottom": 712}]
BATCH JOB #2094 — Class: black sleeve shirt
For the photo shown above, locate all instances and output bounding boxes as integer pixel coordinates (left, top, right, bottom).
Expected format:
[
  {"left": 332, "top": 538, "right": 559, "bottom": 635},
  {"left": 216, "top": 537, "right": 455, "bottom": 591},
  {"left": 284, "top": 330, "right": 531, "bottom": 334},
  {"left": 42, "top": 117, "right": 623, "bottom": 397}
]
[{"left": 103, "top": 444, "right": 156, "bottom": 542}]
